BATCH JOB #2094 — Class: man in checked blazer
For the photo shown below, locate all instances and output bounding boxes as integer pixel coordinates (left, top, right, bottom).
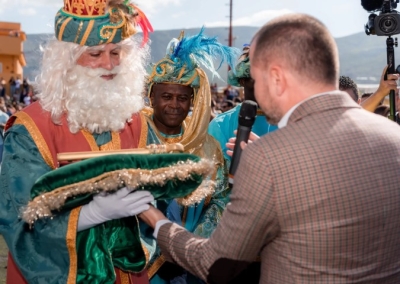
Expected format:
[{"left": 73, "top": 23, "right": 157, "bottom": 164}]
[{"left": 139, "top": 13, "right": 400, "bottom": 283}]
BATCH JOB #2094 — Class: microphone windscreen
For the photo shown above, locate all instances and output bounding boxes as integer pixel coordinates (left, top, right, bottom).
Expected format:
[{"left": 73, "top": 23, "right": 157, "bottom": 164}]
[
  {"left": 238, "top": 100, "right": 258, "bottom": 127},
  {"left": 361, "top": 0, "right": 384, "bottom": 11}
]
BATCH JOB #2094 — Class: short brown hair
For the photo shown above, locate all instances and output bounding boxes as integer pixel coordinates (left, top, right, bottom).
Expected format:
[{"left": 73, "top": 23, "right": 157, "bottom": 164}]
[{"left": 252, "top": 14, "right": 339, "bottom": 86}]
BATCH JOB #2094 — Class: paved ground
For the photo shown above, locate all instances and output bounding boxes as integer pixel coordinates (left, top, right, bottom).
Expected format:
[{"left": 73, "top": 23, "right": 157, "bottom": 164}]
[{"left": 0, "top": 236, "right": 7, "bottom": 284}]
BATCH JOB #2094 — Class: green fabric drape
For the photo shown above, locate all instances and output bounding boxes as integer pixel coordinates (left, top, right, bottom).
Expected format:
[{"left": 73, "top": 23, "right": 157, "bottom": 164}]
[
  {"left": 31, "top": 153, "right": 204, "bottom": 201},
  {"left": 28, "top": 153, "right": 205, "bottom": 282}
]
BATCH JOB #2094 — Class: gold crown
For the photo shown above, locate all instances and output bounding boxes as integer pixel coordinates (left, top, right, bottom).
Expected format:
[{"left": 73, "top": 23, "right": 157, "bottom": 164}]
[{"left": 63, "top": 0, "right": 107, "bottom": 17}]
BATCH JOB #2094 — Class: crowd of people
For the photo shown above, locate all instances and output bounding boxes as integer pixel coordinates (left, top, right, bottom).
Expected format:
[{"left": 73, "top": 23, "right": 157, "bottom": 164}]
[
  {"left": 0, "top": 76, "right": 34, "bottom": 131},
  {"left": 1, "top": 1, "right": 400, "bottom": 284},
  {"left": 339, "top": 71, "right": 400, "bottom": 122}
]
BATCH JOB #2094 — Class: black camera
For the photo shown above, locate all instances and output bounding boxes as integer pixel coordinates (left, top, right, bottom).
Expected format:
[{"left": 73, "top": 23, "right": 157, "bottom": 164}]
[
  {"left": 362, "top": 0, "right": 400, "bottom": 122},
  {"left": 363, "top": 0, "right": 400, "bottom": 36}
]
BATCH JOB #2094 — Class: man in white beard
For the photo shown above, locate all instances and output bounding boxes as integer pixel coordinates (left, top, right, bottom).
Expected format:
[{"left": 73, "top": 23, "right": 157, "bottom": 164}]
[
  {"left": 0, "top": 0, "right": 156, "bottom": 283},
  {"left": 60, "top": 48, "right": 145, "bottom": 134}
]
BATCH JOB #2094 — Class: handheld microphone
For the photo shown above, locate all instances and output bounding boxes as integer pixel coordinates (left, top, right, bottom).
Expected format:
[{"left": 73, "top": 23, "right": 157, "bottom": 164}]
[{"left": 228, "top": 100, "right": 258, "bottom": 187}]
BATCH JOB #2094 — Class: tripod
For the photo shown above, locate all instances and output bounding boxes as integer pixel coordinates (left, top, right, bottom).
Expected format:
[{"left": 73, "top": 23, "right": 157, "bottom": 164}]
[{"left": 385, "top": 36, "right": 398, "bottom": 121}]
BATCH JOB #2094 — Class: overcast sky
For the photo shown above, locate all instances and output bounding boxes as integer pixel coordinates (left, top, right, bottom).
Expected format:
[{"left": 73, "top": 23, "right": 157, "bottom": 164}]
[{"left": 0, "top": 0, "right": 373, "bottom": 38}]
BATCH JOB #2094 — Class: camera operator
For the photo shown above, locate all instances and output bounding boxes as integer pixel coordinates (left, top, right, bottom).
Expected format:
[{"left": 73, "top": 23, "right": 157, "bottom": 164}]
[{"left": 361, "top": 66, "right": 399, "bottom": 119}]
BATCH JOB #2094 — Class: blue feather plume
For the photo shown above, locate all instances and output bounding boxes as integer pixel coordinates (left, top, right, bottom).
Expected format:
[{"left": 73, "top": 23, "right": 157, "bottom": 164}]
[{"left": 168, "top": 27, "right": 240, "bottom": 79}]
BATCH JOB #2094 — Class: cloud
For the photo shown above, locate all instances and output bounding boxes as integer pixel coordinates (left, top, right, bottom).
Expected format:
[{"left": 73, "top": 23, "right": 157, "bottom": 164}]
[
  {"left": 19, "top": 8, "right": 37, "bottom": 16},
  {"left": 135, "top": 0, "right": 181, "bottom": 14},
  {"left": 14, "top": 0, "right": 59, "bottom": 7},
  {"left": 171, "top": 12, "right": 185, "bottom": 19},
  {"left": 205, "top": 9, "right": 294, "bottom": 27},
  {"left": 0, "top": 0, "right": 8, "bottom": 13},
  {"left": 1, "top": 0, "right": 183, "bottom": 16}
]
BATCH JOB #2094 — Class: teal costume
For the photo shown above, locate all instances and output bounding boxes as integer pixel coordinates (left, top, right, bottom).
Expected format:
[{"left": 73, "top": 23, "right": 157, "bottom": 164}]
[
  {"left": 0, "top": 119, "right": 148, "bottom": 283},
  {"left": 208, "top": 105, "right": 278, "bottom": 161},
  {"left": 0, "top": 1, "right": 160, "bottom": 283},
  {"left": 0, "top": 0, "right": 157, "bottom": 282},
  {"left": 55, "top": 0, "right": 153, "bottom": 46},
  {"left": 209, "top": 44, "right": 278, "bottom": 163}
]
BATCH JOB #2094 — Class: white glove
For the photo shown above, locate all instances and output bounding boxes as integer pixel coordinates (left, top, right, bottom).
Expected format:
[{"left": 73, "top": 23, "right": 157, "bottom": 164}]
[{"left": 77, "top": 188, "right": 154, "bottom": 232}]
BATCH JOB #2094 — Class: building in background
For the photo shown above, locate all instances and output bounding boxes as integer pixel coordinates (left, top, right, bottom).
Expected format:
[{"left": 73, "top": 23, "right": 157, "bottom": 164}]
[{"left": 0, "top": 22, "right": 26, "bottom": 83}]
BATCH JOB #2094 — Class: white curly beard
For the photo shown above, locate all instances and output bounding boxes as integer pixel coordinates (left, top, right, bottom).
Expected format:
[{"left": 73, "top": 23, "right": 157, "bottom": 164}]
[
  {"left": 64, "top": 63, "right": 144, "bottom": 133},
  {"left": 35, "top": 38, "right": 149, "bottom": 134}
]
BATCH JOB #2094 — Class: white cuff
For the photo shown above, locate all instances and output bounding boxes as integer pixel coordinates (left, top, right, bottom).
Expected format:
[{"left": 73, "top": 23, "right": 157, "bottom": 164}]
[{"left": 153, "top": 219, "right": 172, "bottom": 238}]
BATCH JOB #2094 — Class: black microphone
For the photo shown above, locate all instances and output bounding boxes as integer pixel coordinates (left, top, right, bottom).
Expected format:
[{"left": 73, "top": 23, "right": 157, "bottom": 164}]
[
  {"left": 361, "top": 0, "right": 384, "bottom": 11},
  {"left": 228, "top": 100, "right": 258, "bottom": 187}
]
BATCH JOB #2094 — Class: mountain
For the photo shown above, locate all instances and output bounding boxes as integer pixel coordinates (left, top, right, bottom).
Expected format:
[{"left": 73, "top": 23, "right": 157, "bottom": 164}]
[
  {"left": 22, "top": 26, "right": 400, "bottom": 84},
  {"left": 335, "top": 32, "right": 393, "bottom": 84}
]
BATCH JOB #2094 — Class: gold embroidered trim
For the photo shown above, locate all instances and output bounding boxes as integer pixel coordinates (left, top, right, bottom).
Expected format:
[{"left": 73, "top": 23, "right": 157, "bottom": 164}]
[
  {"left": 66, "top": 206, "right": 81, "bottom": 284},
  {"left": 112, "top": 132, "right": 121, "bottom": 150},
  {"left": 142, "top": 244, "right": 150, "bottom": 265},
  {"left": 56, "top": 15, "right": 65, "bottom": 31},
  {"left": 133, "top": 215, "right": 150, "bottom": 273},
  {"left": 183, "top": 69, "right": 199, "bottom": 86},
  {"left": 204, "top": 194, "right": 212, "bottom": 207},
  {"left": 81, "top": 129, "right": 99, "bottom": 151},
  {"left": 81, "top": 130, "right": 120, "bottom": 152},
  {"left": 163, "top": 136, "right": 183, "bottom": 144},
  {"left": 99, "top": 132, "right": 121, "bottom": 151},
  {"left": 176, "top": 65, "right": 186, "bottom": 80},
  {"left": 58, "top": 17, "right": 73, "bottom": 41},
  {"left": 99, "top": 8, "right": 126, "bottom": 42},
  {"left": 106, "top": 28, "right": 118, "bottom": 44},
  {"left": 119, "top": 269, "right": 130, "bottom": 284},
  {"left": 147, "top": 255, "right": 166, "bottom": 279},
  {"left": 138, "top": 113, "right": 148, "bottom": 148},
  {"left": 80, "top": 19, "right": 95, "bottom": 46},
  {"left": 13, "top": 113, "right": 56, "bottom": 169},
  {"left": 22, "top": 159, "right": 215, "bottom": 225},
  {"left": 74, "top": 21, "right": 84, "bottom": 43}
]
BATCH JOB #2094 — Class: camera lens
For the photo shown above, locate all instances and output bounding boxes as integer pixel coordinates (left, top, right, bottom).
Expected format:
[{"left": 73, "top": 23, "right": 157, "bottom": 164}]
[
  {"left": 385, "top": 20, "right": 393, "bottom": 27},
  {"left": 379, "top": 15, "right": 398, "bottom": 33}
]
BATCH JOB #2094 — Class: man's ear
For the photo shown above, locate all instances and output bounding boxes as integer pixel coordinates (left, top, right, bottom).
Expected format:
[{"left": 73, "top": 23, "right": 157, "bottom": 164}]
[
  {"left": 265, "top": 65, "right": 286, "bottom": 98},
  {"left": 149, "top": 93, "right": 155, "bottom": 107}
]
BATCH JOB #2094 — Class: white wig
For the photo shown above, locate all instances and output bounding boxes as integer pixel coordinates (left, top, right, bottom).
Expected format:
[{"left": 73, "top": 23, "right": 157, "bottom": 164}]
[{"left": 34, "top": 36, "right": 150, "bottom": 133}]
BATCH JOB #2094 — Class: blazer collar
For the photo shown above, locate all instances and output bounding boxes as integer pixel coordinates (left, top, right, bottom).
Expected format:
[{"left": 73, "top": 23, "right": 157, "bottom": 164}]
[{"left": 287, "top": 92, "right": 361, "bottom": 126}]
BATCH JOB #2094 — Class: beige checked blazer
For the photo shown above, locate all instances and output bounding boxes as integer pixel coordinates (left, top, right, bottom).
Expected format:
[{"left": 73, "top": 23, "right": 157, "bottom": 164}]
[{"left": 158, "top": 92, "right": 400, "bottom": 283}]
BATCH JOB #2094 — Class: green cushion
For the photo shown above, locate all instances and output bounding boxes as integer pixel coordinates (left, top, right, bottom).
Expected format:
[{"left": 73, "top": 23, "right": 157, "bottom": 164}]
[
  {"left": 31, "top": 153, "right": 205, "bottom": 211},
  {"left": 26, "top": 153, "right": 211, "bottom": 281}
]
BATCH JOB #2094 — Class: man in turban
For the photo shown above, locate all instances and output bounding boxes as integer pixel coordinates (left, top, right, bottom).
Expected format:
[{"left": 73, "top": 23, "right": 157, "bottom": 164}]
[
  {"left": 208, "top": 44, "right": 278, "bottom": 163},
  {"left": 141, "top": 29, "right": 239, "bottom": 283}
]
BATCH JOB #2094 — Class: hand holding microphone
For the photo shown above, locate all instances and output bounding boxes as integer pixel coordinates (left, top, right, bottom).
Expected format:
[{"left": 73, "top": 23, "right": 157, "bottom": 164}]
[
  {"left": 228, "top": 100, "right": 258, "bottom": 188},
  {"left": 226, "top": 131, "right": 260, "bottom": 157}
]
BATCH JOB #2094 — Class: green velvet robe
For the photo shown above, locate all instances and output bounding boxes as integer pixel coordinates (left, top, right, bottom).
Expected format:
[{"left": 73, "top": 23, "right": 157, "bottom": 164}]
[{"left": 0, "top": 122, "right": 151, "bottom": 283}]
